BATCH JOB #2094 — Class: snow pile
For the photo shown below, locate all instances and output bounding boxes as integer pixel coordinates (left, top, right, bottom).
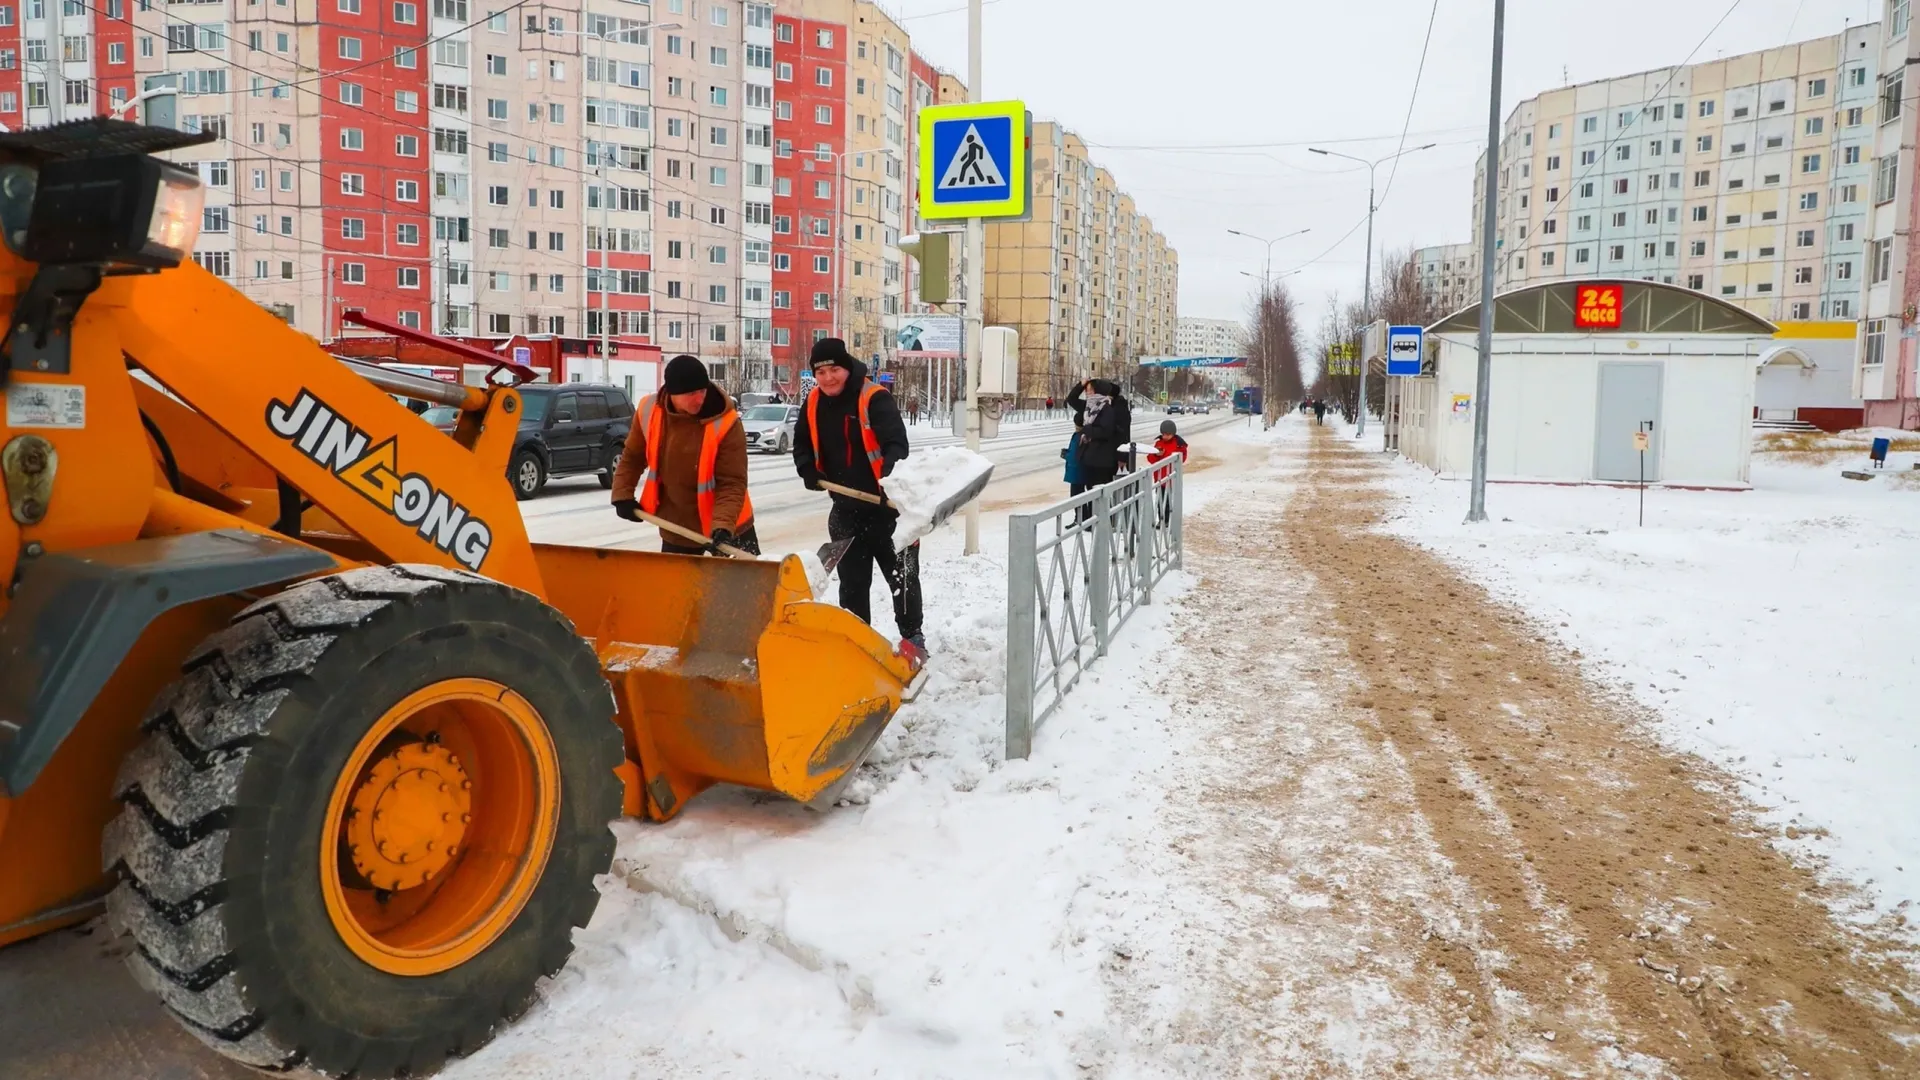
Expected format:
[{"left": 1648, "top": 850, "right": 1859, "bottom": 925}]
[
  {"left": 448, "top": 517, "right": 1202, "bottom": 1079},
  {"left": 794, "top": 548, "right": 831, "bottom": 599},
  {"left": 879, "top": 445, "right": 994, "bottom": 549},
  {"left": 1378, "top": 454, "right": 1920, "bottom": 920}
]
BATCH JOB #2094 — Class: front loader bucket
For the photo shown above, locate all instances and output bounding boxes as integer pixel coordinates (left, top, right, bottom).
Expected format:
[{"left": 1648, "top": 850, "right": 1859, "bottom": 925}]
[{"left": 533, "top": 545, "right": 919, "bottom": 820}]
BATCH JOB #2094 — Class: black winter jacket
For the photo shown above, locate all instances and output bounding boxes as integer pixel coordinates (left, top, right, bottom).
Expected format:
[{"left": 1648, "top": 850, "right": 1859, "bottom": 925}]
[
  {"left": 1067, "top": 379, "right": 1130, "bottom": 475},
  {"left": 792, "top": 358, "right": 910, "bottom": 511}
]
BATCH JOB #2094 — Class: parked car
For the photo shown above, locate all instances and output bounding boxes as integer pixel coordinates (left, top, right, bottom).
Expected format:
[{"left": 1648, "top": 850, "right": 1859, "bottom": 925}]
[
  {"left": 422, "top": 382, "right": 634, "bottom": 500},
  {"left": 742, "top": 403, "right": 800, "bottom": 454}
]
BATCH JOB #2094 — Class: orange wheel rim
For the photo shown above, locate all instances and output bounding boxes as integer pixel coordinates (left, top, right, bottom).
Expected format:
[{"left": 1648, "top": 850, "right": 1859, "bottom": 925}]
[{"left": 320, "top": 677, "right": 561, "bottom": 977}]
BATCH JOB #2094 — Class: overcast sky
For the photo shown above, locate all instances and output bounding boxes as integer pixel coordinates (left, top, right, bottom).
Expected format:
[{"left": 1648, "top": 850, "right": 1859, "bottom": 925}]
[{"left": 893, "top": 0, "right": 1876, "bottom": 334}]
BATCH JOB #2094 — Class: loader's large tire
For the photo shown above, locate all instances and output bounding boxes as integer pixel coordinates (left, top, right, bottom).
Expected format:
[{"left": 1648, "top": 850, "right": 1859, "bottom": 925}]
[{"left": 101, "top": 565, "right": 623, "bottom": 1078}]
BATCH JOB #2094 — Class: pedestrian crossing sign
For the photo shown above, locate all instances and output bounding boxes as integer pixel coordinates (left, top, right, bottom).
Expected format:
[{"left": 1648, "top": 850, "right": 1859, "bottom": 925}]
[{"left": 918, "top": 99, "right": 1030, "bottom": 221}]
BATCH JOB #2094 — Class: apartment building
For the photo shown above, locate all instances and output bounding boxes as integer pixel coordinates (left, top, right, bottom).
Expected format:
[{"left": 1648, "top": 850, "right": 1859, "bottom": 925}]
[
  {"left": 1413, "top": 241, "right": 1478, "bottom": 315},
  {"left": 1857, "top": 0, "right": 1920, "bottom": 428},
  {"left": 983, "top": 120, "right": 1177, "bottom": 398},
  {"left": 1175, "top": 316, "right": 1247, "bottom": 358},
  {"left": 1474, "top": 25, "right": 1880, "bottom": 324},
  {"left": 766, "top": 0, "right": 912, "bottom": 391},
  {"left": 651, "top": 0, "right": 739, "bottom": 380}
]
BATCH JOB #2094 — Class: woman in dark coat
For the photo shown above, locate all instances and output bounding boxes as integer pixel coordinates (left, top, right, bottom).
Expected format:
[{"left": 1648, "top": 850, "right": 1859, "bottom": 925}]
[{"left": 1065, "top": 379, "right": 1130, "bottom": 489}]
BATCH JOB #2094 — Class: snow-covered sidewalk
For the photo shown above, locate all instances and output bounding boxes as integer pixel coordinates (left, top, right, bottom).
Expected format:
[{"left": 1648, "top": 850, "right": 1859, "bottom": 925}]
[
  {"left": 1372, "top": 431, "right": 1920, "bottom": 922},
  {"left": 448, "top": 464, "right": 1231, "bottom": 1079},
  {"left": 445, "top": 416, "right": 1920, "bottom": 1080}
]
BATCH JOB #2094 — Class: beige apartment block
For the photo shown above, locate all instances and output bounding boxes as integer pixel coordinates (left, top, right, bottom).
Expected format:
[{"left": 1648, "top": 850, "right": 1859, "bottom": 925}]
[
  {"left": 1474, "top": 24, "right": 1879, "bottom": 323},
  {"left": 1414, "top": 241, "right": 1478, "bottom": 314},
  {"left": 651, "top": 0, "right": 748, "bottom": 372},
  {"left": 984, "top": 121, "right": 1176, "bottom": 398}
]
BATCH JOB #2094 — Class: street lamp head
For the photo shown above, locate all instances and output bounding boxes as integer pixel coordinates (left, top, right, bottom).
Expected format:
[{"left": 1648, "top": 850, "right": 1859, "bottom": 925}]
[{"left": 1308, "top": 148, "right": 1330, "bottom": 156}]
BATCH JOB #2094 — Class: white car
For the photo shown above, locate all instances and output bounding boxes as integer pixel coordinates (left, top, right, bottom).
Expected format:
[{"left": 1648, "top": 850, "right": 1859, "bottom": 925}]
[{"left": 742, "top": 403, "right": 800, "bottom": 454}]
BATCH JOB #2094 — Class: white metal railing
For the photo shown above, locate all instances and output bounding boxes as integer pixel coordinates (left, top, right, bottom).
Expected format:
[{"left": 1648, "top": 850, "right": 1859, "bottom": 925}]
[{"left": 1004, "top": 456, "right": 1183, "bottom": 758}]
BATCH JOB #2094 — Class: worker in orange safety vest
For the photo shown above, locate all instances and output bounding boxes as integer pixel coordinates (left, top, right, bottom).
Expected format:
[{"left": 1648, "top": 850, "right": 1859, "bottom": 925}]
[
  {"left": 611, "top": 354, "right": 759, "bottom": 555},
  {"left": 792, "top": 337, "right": 923, "bottom": 667}
]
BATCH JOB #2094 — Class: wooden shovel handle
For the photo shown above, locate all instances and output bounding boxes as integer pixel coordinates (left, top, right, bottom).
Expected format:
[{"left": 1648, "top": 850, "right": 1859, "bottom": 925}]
[
  {"left": 633, "top": 507, "right": 754, "bottom": 558},
  {"left": 817, "top": 478, "right": 892, "bottom": 507}
]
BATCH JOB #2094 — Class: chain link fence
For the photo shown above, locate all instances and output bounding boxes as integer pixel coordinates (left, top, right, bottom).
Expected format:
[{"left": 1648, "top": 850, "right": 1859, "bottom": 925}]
[{"left": 1004, "top": 457, "right": 1184, "bottom": 759}]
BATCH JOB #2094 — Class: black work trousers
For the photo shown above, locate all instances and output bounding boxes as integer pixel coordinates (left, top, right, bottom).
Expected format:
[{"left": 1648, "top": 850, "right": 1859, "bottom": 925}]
[{"left": 828, "top": 502, "right": 922, "bottom": 639}]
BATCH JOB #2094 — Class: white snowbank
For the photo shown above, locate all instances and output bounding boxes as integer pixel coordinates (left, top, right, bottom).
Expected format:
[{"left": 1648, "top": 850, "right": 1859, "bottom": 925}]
[
  {"left": 880, "top": 446, "right": 994, "bottom": 550},
  {"left": 448, "top": 495, "right": 1204, "bottom": 1079},
  {"left": 1377, "top": 448, "right": 1920, "bottom": 922}
]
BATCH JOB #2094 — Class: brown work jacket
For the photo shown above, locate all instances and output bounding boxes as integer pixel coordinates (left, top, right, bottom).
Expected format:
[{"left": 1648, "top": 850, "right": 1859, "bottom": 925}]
[{"left": 610, "top": 386, "right": 750, "bottom": 545}]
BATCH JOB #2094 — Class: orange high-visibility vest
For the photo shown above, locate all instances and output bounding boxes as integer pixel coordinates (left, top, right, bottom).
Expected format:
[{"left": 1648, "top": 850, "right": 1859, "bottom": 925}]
[
  {"left": 636, "top": 395, "right": 754, "bottom": 535},
  {"left": 806, "top": 383, "right": 885, "bottom": 482}
]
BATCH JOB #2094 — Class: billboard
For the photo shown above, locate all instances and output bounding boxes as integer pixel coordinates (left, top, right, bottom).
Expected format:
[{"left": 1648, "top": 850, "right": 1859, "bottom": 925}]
[
  {"left": 1574, "top": 284, "right": 1624, "bottom": 329},
  {"left": 897, "top": 316, "right": 963, "bottom": 358}
]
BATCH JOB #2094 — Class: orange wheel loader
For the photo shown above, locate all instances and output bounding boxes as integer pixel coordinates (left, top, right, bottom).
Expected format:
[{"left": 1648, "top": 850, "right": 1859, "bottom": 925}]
[{"left": 0, "top": 119, "right": 923, "bottom": 1076}]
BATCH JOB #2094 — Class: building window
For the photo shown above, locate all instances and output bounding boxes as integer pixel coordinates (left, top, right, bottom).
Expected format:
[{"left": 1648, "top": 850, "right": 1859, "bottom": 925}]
[
  {"left": 1872, "top": 237, "right": 1894, "bottom": 283},
  {"left": 1800, "top": 153, "right": 1822, "bottom": 174},
  {"left": 1875, "top": 155, "right": 1900, "bottom": 203},
  {"left": 813, "top": 255, "right": 830, "bottom": 274},
  {"left": 1687, "top": 274, "right": 1703, "bottom": 290},
  {"left": 816, "top": 66, "right": 833, "bottom": 87}
]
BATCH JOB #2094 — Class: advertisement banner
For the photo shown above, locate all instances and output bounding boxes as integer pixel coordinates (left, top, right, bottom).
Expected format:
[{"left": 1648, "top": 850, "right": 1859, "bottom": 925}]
[{"left": 897, "top": 316, "right": 963, "bottom": 358}]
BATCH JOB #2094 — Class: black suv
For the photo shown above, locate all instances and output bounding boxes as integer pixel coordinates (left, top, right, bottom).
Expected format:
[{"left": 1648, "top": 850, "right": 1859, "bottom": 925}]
[{"left": 424, "top": 382, "right": 634, "bottom": 500}]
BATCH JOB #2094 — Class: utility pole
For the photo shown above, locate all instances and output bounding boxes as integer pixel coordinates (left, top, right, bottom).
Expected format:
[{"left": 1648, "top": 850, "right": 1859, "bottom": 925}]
[
  {"left": 324, "top": 256, "right": 336, "bottom": 342},
  {"left": 597, "top": 29, "right": 613, "bottom": 381},
  {"left": 1468, "top": 0, "right": 1506, "bottom": 523},
  {"left": 962, "top": 0, "right": 985, "bottom": 555},
  {"left": 1309, "top": 144, "right": 1435, "bottom": 436}
]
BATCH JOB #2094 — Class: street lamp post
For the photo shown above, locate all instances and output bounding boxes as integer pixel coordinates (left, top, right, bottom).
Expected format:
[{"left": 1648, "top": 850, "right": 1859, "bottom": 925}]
[
  {"left": 539, "top": 20, "right": 676, "bottom": 381},
  {"left": 1227, "top": 229, "right": 1308, "bottom": 422},
  {"left": 1308, "top": 143, "right": 1436, "bottom": 437}
]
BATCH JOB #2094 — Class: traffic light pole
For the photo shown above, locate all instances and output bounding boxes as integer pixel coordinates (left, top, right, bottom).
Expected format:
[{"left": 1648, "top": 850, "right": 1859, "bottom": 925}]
[{"left": 963, "top": 0, "right": 984, "bottom": 555}]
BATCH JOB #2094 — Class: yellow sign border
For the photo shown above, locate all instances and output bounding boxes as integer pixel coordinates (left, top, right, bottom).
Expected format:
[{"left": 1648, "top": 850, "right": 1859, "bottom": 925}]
[{"left": 917, "top": 99, "right": 1030, "bottom": 221}]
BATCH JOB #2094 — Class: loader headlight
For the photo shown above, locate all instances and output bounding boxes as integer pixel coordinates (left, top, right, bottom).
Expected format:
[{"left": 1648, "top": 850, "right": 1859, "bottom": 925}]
[{"left": 21, "top": 153, "right": 202, "bottom": 270}]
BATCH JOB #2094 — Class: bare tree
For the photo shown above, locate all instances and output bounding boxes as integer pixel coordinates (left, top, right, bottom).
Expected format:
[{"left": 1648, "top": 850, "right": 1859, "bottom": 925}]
[{"left": 1246, "top": 282, "right": 1305, "bottom": 423}]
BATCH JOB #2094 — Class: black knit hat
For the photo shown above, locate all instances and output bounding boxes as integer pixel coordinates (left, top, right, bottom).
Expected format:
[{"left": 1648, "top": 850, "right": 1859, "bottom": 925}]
[
  {"left": 809, "top": 337, "right": 855, "bottom": 370},
  {"left": 1160, "top": 419, "right": 1177, "bottom": 436},
  {"left": 663, "top": 354, "right": 709, "bottom": 395}
]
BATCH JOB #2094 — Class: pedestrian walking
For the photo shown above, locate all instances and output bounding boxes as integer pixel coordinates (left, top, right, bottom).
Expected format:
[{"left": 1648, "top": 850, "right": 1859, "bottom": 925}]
[
  {"left": 1065, "top": 378, "right": 1130, "bottom": 523},
  {"left": 1147, "top": 419, "right": 1190, "bottom": 527},
  {"left": 610, "top": 354, "right": 759, "bottom": 555},
  {"left": 1062, "top": 422, "right": 1084, "bottom": 496},
  {"left": 1067, "top": 379, "right": 1131, "bottom": 488},
  {"left": 793, "top": 338, "right": 926, "bottom": 668},
  {"left": 908, "top": 397, "right": 921, "bottom": 426},
  {"left": 1312, "top": 398, "right": 1328, "bottom": 426}
]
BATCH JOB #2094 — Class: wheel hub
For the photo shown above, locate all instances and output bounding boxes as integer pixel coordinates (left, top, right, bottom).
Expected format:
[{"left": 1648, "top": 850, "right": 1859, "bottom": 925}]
[{"left": 346, "top": 742, "right": 473, "bottom": 892}]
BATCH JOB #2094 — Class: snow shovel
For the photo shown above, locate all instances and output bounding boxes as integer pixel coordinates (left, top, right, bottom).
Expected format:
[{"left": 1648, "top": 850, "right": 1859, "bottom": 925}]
[
  {"left": 814, "top": 460, "right": 995, "bottom": 568},
  {"left": 632, "top": 507, "right": 757, "bottom": 558}
]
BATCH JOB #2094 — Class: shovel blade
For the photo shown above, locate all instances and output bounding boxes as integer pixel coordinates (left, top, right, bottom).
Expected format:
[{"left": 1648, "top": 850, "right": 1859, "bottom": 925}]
[{"left": 817, "top": 537, "right": 856, "bottom": 574}]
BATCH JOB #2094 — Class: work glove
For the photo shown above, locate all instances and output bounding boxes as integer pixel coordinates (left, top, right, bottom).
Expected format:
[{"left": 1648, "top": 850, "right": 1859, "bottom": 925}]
[
  {"left": 708, "top": 527, "right": 736, "bottom": 551},
  {"left": 612, "top": 499, "right": 640, "bottom": 522},
  {"left": 799, "top": 467, "right": 824, "bottom": 491}
]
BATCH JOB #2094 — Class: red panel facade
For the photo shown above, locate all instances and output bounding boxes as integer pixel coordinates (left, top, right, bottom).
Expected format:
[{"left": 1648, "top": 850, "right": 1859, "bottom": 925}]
[{"left": 320, "top": 5, "right": 429, "bottom": 332}]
